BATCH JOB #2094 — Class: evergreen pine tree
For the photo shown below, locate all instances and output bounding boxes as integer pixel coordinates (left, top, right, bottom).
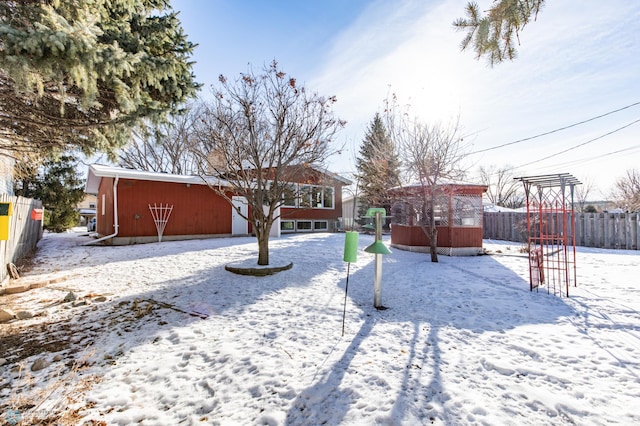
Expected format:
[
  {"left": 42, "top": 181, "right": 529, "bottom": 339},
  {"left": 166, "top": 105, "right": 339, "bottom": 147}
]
[
  {"left": 355, "top": 113, "right": 401, "bottom": 226},
  {"left": 0, "top": 0, "right": 200, "bottom": 156},
  {"left": 15, "top": 154, "right": 85, "bottom": 232},
  {"left": 454, "top": 0, "right": 545, "bottom": 66}
]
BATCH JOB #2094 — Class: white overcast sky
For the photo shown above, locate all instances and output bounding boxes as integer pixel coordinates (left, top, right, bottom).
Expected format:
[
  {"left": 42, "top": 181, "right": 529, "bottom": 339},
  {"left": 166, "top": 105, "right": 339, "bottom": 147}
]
[{"left": 171, "top": 0, "right": 640, "bottom": 197}]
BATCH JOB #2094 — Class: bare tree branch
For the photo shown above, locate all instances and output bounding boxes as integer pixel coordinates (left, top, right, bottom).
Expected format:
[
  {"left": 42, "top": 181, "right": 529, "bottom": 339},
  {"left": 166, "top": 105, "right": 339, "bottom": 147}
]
[
  {"left": 611, "top": 169, "right": 640, "bottom": 212},
  {"left": 118, "top": 102, "right": 203, "bottom": 174},
  {"left": 477, "top": 164, "right": 524, "bottom": 209},
  {"left": 192, "top": 61, "right": 345, "bottom": 265},
  {"left": 384, "top": 95, "right": 470, "bottom": 262}
]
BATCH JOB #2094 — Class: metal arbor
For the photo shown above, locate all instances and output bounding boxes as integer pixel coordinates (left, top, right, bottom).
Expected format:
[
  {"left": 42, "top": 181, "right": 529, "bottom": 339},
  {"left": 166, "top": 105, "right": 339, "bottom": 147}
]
[{"left": 516, "top": 174, "right": 581, "bottom": 297}]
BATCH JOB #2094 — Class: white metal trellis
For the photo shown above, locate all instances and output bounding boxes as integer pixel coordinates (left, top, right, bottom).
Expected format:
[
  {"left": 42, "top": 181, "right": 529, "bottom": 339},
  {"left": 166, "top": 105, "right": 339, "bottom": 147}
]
[{"left": 148, "top": 203, "right": 173, "bottom": 242}]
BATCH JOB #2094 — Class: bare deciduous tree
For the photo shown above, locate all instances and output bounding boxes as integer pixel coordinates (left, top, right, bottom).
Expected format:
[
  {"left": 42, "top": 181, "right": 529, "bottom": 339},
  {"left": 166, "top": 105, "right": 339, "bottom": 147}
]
[
  {"left": 611, "top": 169, "right": 640, "bottom": 212},
  {"left": 192, "top": 61, "right": 344, "bottom": 265},
  {"left": 574, "top": 175, "right": 595, "bottom": 212},
  {"left": 477, "top": 164, "right": 524, "bottom": 209},
  {"left": 118, "top": 103, "right": 203, "bottom": 174},
  {"left": 385, "top": 98, "right": 469, "bottom": 262}
]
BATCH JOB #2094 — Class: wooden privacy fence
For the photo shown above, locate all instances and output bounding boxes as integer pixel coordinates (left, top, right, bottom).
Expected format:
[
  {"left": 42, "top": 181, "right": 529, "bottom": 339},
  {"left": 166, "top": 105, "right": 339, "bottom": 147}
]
[
  {"left": 483, "top": 212, "right": 640, "bottom": 250},
  {"left": 0, "top": 194, "right": 43, "bottom": 283}
]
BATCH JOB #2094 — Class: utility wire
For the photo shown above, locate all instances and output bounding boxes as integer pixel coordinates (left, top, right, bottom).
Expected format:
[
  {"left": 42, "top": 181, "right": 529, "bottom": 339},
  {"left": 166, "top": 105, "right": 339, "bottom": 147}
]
[
  {"left": 469, "top": 101, "right": 640, "bottom": 155},
  {"left": 529, "top": 144, "right": 640, "bottom": 172},
  {"left": 475, "top": 127, "right": 640, "bottom": 183},
  {"left": 514, "top": 118, "right": 640, "bottom": 169}
]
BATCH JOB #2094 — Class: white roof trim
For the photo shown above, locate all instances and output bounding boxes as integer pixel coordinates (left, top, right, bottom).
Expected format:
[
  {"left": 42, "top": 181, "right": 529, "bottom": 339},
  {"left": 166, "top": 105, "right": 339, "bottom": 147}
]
[
  {"left": 309, "top": 165, "right": 352, "bottom": 185},
  {"left": 85, "top": 164, "right": 352, "bottom": 194},
  {"left": 85, "top": 164, "right": 229, "bottom": 194}
]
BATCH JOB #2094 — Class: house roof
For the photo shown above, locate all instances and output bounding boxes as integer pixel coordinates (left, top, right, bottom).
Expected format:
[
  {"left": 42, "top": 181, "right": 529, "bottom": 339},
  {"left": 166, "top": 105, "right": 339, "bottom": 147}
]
[
  {"left": 310, "top": 165, "right": 352, "bottom": 185},
  {"left": 85, "top": 164, "right": 352, "bottom": 194},
  {"left": 85, "top": 164, "right": 228, "bottom": 194}
]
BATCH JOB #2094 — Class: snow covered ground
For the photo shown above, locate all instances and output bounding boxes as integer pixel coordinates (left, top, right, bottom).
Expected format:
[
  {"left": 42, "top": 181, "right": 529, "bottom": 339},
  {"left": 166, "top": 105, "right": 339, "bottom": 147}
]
[{"left": 1, "top": 229, "right": 639, "bottom": 425}]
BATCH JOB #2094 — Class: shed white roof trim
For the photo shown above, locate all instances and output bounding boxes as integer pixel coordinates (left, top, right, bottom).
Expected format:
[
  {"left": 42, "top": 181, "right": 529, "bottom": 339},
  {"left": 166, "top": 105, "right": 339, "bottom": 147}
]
[{"left": 85, "top": 164, "right": 228, "bottom": 194}]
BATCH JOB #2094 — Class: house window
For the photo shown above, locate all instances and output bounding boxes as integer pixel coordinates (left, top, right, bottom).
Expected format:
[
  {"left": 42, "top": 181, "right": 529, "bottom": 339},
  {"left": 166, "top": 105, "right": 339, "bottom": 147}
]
[
  {"left": 298, "top": 185, "right": 334, "bottom": 209},
  {"left": 314, "top": 220, "right": 328, "bottom": 231},
  {"left": 282, "top": 184, "right": 297, "bottom": 207},
  {"left": 89, "top": 202, "right": 96, "bottom": 209},
  {"left": 296, "top": 220, "right": 312, "bottom": 231},
  {"left": 312, "top": 186, "right": 324, "bottom": 207},
  {"left": 299, "top": 185, "right": 312, "bottom": 208},
  {"left": 323, "top": 187, "right": 334, "bottom": 209},
  {"left": 281, "top": 220, "right": 295, "bottom": 233}
]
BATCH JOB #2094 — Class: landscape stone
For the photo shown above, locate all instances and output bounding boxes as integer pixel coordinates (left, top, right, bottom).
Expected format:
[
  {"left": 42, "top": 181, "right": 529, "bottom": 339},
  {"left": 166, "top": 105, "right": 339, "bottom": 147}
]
[
  {"left": 63, "top": 292, "right": 77, "bottom": 302},
  {"left": 0, "top": 308, "right": 16, "bottom": 323},
  {"left": 16, "top": 311, "right": 33, "bottom": 320},
  {"left": 93, "top": 296, "right": 107, "bottom": 302},
  {"left": 31, "top": 358, "right": 50, "bottom": 371},
  {"left": 4, "top": 283, "right": 30, "bottom": 294},
  {"left": 0, "top": 358, "right": 6, "bottom": 367}
]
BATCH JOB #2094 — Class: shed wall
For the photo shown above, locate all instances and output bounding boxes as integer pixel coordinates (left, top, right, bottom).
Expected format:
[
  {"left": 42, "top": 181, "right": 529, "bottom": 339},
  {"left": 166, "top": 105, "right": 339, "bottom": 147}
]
[
  {"left": 390, "top": 225, "right": 483, "bottom": 248},
  {"left": 97, "top": 177, "right": 115, "bottom": 236},
  {"left": 97, "top": 179, "right": 232, "bottom": 239}
]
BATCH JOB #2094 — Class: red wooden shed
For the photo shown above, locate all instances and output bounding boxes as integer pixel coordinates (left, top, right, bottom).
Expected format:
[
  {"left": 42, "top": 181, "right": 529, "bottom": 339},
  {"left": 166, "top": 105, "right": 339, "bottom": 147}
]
[
  {"left": 85, "top": 164, "right": 350, "bottom": 245},
  {"left": 388, "top": 182, "right": 488, "bottom": 256}
]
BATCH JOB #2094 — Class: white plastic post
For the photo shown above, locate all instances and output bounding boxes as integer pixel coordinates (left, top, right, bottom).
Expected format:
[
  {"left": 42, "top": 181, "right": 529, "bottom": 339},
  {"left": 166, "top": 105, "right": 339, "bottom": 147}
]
[
  {"left": 148, "top": 203, "right": 173, "bottom": 242},
  {"left": 373, "top": 210, "right": 383, "bottom": 309}
]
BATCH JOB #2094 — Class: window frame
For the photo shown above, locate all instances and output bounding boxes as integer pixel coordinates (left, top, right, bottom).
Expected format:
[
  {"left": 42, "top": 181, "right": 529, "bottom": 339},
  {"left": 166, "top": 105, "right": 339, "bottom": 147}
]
[
  {"left": 296, "top": 220, "right": 313, "bottom": 232},
  {"left": 313, "top": 220, "right": 329, "bottom": 231},
  {"left": 280, "top": 220, "right": 295, "bottom": 233},
  {"left": 297, "top": 184, "right": 334, "bottom": 209}
]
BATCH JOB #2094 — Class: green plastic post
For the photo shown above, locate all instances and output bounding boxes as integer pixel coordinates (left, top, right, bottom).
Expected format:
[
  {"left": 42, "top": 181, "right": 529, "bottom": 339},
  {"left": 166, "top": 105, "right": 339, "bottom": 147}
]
[{"left": 343, "top": 231, "right": 359, "bottom": 263}]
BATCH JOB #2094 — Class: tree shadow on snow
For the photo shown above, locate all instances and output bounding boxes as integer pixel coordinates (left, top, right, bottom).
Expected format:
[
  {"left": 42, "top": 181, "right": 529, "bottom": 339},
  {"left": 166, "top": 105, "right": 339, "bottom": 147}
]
[
  {"left": 284, "top": 234, "right": 576, "bottom": 425},
  {"left": 4, "top": 232, "right": 575, "bottom": 424}
]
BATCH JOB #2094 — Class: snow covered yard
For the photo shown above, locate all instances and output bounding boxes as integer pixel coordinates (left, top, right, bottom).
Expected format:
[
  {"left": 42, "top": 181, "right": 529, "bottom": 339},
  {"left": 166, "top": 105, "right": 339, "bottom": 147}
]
[{"left": 1, "top": 230, "right": 639, "bottom": 425}]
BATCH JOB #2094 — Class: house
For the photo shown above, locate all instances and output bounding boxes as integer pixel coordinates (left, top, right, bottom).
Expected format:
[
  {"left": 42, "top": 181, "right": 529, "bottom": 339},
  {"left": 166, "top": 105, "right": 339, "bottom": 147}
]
[
  {"left": 388, "top": 182, "right": 488, "bottom": 256},
  {"left": 340, "top": 193, "right": 361, "bottom": 231},
  {"left": 85, "top": 164, "right": 351, "bottom": 245},
  {"left": 77, "top": 194, "right": 97, "bottom": 226}
]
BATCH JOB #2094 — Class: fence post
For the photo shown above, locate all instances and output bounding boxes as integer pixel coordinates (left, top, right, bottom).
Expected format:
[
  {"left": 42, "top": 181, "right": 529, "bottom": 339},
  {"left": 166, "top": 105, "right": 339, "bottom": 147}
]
[{"left": 1, "top": 195, "right": 43, "bottom": 284}]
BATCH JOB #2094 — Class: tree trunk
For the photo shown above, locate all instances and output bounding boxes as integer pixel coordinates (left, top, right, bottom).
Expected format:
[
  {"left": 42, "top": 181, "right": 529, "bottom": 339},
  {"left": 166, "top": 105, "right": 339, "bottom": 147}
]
[
  {"left": 257, "top": 232, "right": 270, "bottom": 265},
  {"left": 429, "top": 227, "right": 438, "bottom": 263},
  {"left": 256, "top": 219, "right": 274, "bottom": 265}
]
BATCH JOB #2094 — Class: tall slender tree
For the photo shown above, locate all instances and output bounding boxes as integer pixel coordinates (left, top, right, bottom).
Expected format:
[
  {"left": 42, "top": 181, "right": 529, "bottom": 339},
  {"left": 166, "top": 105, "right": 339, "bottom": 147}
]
[
  {"left": 355, "top": 113, "right": 401, "bottom": 224},
  {"left": 0, "top": 0, "right": 200, "bottom": 157}
]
